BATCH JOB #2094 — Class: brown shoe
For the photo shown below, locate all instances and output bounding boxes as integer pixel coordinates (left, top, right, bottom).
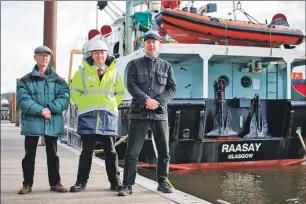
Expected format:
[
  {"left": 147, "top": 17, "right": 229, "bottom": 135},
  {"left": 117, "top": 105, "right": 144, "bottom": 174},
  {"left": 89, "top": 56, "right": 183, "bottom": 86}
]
[
  {"left": 50, "top": 184, "right": 68, "bottom": 193},
  {"left": 18, "top": 185, "right": 32, "bottom": 194}
]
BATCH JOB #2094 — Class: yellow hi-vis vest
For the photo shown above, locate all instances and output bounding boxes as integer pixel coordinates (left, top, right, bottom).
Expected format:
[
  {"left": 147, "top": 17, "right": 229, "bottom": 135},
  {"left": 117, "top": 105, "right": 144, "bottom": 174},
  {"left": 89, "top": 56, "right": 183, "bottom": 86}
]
[{"left": 70, "top": 59, "right": 125, "bottom": 135}]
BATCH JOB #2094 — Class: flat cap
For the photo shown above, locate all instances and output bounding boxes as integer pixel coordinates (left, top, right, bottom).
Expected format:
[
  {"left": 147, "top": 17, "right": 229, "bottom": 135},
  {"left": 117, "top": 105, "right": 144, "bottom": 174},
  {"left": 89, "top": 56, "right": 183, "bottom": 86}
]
[
  {"left": 143, "top": 32, "right": 160, "bottom": 41},
  {"left": 34, "top": 45, "right": 53, "bottom": 55}
]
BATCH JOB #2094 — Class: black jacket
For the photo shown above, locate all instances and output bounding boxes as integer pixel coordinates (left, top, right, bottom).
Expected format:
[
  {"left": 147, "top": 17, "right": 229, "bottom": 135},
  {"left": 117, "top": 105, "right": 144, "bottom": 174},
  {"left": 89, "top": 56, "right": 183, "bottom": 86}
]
[{"left": 126, "top": 56, "right": 176, "bottom": 120}]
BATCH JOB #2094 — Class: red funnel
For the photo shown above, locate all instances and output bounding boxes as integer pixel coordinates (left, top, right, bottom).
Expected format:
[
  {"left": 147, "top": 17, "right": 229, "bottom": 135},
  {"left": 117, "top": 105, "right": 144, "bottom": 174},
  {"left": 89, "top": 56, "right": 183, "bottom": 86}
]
[
  {"left": 272, "top": 13, "right": 287, "bottom": 22},
  {"left": 88, "top": 29, "right": 100, "bottom": 40},
  {"left": 100, "top": 25, "right": 112, "bottom": 37}
]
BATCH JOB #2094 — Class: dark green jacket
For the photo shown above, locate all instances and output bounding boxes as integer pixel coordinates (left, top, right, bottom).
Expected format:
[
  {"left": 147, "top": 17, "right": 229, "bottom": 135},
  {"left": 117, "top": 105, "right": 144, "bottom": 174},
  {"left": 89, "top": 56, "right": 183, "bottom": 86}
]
[{"left": 17, "top": 65, "right": 70, "bottom": 137}]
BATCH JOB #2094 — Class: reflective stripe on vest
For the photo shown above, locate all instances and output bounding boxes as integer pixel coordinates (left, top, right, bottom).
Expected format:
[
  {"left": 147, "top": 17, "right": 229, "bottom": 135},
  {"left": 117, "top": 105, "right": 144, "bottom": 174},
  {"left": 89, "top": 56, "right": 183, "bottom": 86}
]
[
  {"left": 114, "top": 71, "right": 120, "bottom": 87},
  {"left": 80, "top": 66, "right": 114, "bottom": 97},
  {"left": 77, "top": 105, "right": 118, "bottom": 117},
  {"left": 114, "top": 90, "right": 124, "bottom": 95},
  {"left": 83, "top": 89, "right": 114, "bottom": 96},
  {"left": 81, "top": 67, "right": 87, "bottom": 92},
  {"left": 70, "top": 85, "right": 83, "bottom": 93}
]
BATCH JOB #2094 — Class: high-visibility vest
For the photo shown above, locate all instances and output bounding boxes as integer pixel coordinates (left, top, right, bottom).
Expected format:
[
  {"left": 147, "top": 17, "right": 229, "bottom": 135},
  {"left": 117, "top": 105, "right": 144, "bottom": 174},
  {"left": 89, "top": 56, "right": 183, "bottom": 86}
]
[{"left": 70, "top": 59, "right": 125, "bottom": 135}]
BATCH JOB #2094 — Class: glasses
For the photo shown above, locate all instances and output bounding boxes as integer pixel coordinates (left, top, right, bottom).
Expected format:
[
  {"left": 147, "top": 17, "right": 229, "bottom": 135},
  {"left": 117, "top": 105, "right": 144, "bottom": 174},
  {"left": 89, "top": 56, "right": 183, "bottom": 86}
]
[
  {"left": 92, "top": 51, "right": 107, "bottom": 55},
  {"left": 36, "top": 53, "right": 50, "bottom": 58}
]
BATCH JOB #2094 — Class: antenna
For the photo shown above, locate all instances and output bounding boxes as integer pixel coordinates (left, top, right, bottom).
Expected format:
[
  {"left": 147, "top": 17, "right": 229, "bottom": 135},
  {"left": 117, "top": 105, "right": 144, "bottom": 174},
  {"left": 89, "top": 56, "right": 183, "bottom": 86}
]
[
  {"left": 109, "top": 1, "right": 124, "bottom": 14},
  {"left": 106, "top": 3, "right": 121, "bottom": 18},
  {"left": 104, "top": 7, "right": 118, "bottom": 21},
  {"left": 220, "top": 12, "right": 232, "bottom": 19}
]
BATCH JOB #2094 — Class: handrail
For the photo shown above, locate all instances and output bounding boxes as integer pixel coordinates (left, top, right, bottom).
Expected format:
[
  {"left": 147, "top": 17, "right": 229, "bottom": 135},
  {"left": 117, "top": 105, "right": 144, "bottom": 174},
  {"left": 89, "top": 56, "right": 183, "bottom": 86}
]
[
  {"left": 68, "top": 49, "right": 83, "bottom": 86},
  {"left": 93, "top": 135, "right": 129, "bottom": 153},
  {"left": 296, "top": 129, "right": 306, "bottom": 151}
]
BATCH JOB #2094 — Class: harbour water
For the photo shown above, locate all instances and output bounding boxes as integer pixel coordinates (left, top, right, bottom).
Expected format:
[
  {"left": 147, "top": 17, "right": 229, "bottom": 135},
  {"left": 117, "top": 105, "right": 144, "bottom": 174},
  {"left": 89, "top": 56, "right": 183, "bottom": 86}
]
[{"left": 138, "top": 165, "right": 306, "bottom": 204}]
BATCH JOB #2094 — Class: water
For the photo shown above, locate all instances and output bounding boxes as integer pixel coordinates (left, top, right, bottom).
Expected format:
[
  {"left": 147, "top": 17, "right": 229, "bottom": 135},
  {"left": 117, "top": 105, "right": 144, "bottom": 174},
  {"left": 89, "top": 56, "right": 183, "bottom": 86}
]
[{"left": 138, "top": 165, "right": 306, "bottom": 204}]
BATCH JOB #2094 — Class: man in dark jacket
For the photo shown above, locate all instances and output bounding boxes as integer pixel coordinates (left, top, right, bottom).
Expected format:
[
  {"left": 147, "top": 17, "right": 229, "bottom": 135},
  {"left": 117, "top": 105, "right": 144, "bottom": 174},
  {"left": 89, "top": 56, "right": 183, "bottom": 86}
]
[
  {"left": 17, "top": 45, "right": 70, "bottom": 194},
  {"left": 118, "top": 32, "right": 176, "bottom": 196}
]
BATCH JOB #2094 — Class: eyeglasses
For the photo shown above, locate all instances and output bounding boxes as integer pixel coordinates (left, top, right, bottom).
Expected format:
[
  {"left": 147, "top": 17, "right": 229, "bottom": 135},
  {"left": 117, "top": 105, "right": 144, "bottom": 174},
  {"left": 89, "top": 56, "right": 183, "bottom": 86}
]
[
  {"left": 92, "top": 50, "right": 107, "bottom": 55},
  {"left": 36, "top": 53, "right": 50, "bottom": 58}
]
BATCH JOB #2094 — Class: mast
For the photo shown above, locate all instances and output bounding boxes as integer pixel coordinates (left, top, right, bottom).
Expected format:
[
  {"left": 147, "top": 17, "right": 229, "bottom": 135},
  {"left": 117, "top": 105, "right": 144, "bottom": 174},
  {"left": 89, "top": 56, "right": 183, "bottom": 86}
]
[
  {"left": 125, "top": 1, "right": 134, "bottom": 55},
  {"left": 43, "top": 1, "right": 57, "bottom": 71},
  {"left": 40, "top": 1, "right": 57, "bottom": 145}
]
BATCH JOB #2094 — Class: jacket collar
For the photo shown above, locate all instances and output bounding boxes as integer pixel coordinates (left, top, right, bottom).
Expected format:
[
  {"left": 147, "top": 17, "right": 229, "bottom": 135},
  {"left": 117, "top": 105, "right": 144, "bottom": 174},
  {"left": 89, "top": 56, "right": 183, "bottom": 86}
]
[
  {"left": 30, "top": 65, "right": 57, "bottom": 79},
  {"left": 144, "top": 54, "right": 159, "bottom": 63},
  {"left": 83, "top": 56, "right": 117, "bottom": 73}
]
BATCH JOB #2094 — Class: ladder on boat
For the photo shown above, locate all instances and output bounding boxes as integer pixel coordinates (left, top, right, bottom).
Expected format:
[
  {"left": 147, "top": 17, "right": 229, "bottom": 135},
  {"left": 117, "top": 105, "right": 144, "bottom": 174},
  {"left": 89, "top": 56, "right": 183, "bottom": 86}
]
[{"left": 266, "top": 64, "right": 279, "bottom": 99}]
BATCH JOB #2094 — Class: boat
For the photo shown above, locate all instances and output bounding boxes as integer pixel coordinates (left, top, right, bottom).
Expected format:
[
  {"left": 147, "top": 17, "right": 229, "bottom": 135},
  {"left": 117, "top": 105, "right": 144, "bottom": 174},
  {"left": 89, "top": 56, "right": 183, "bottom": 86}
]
[
  {"left": 292, "top": 71, "right": 306, "bottom": 99},
  {"left": 65, "top": 1, "right": 306, "bottom": 170},
  {"left": 155, "top": 6, "right": 305, "bottom": 48},
  {"left": 292, "top": 79, "right": 306, "bottom": 97}
]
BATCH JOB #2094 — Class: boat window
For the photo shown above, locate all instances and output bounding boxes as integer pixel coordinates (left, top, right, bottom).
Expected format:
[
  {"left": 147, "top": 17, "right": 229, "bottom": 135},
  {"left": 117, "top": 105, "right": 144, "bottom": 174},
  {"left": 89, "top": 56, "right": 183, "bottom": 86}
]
[
  {"left": 270, "top": 19, "right": 289, "bottom": 27},
  {"left": 113, "top": 42, "right": 120, "bottom": 58},
  {"left": 241, "top": 76, "right": 252, "bottom": 88},
  {"left": 218, "top": 75, "right": 230, "bottom": 87}
]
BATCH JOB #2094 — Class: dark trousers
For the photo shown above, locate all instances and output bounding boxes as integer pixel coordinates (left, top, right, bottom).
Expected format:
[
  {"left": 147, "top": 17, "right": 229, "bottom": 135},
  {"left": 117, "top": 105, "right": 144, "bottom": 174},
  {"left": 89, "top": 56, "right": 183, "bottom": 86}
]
[
  {"left": 22, "top": 136, "right": 60, "bottom": 187},
  {"left": 76, "top": 135, "right": 120, "bottom": 185},
  {"left": 123, "top": 119, "right": 170, "bottom": 185}
]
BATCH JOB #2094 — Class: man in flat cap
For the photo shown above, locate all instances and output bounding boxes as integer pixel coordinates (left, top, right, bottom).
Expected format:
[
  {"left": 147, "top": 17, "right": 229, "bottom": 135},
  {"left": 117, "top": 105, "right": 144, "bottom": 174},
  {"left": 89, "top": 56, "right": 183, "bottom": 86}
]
[
  {"left": 17, "top": 45, "right": 70, "bottom": 194},
  {"left": 118, "top": 32, "right": 176, "bottom": 196}
]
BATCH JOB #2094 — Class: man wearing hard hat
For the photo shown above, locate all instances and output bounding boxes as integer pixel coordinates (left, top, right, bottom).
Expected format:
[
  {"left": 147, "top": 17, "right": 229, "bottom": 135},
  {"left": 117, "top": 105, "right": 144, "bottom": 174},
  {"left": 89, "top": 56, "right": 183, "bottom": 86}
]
[{"left": 69, "top": 39, "right": 125, "bottom": 192}]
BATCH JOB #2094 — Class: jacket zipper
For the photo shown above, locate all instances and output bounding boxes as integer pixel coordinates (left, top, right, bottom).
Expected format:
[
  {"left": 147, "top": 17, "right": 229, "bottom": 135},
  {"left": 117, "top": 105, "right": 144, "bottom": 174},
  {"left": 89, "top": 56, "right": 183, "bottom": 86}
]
[{"left": 43, "top": 78, "right": 47, "bottom": 136}]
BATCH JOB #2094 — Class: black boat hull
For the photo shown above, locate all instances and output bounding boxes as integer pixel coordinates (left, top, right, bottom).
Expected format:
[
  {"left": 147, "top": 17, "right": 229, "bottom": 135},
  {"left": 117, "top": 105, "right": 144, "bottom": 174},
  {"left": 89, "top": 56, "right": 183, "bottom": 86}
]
[{"left": 113, "top": 98, "right": 306, "bottom": 169}]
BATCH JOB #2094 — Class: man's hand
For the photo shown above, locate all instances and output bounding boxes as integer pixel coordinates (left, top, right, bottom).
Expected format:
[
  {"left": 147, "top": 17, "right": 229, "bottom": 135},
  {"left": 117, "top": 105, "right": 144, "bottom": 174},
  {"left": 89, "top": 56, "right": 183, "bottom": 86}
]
[
  {"left": 145, "top": 98, "right": 159, "bottom": 110},
  {"left": 41, "top": 108, "right": 51, "bottom": 119}
]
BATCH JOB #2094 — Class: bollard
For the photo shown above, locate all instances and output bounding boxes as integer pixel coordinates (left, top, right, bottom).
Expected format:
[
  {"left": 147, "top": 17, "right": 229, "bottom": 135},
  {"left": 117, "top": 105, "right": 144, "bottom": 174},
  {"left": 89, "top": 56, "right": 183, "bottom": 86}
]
[
  {"left": 38, "top": 136, "right": 46, "bottom": 146},
  {"left": 15, "top": 79, "right": 20, "bottom": 126},
  {"left": 11, "top": 93, "right": 16, "bottom": 123}
]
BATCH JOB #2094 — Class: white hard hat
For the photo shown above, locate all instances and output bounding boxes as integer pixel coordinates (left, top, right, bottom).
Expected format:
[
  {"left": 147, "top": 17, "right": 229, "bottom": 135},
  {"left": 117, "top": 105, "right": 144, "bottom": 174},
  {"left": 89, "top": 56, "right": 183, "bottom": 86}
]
[
  {"left": 83, "top": 35, "right": 104, "bottom": 57},
  {"left": 88, "top": 39, "right": 108, "bottom": 52}
]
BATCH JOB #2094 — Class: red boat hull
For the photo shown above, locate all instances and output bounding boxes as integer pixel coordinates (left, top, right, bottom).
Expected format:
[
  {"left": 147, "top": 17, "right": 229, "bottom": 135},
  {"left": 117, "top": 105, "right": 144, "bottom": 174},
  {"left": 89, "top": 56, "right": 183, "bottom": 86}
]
[
  {"left": 160, "top": 23, "right": 280, "bottom": 47},
  {"left": 136, "top": 159, "right": 306, "bottom": 171},
  {"left": 293, "top": 84, "right": 306, "bottom": 97},
  {"left": 155, "top": 9, "right": 305, "bottom": 47}
]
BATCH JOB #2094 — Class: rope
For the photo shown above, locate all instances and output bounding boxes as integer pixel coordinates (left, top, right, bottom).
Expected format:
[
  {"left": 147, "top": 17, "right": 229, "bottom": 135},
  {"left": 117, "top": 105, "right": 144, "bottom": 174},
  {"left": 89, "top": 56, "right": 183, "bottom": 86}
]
[
  {"left": 224, "top": 21, "right": 229, "bottom": 55},
  {"left": 233, "top": 2, "right": 263, "bottom": 25},
  {"left": 269, "top": 28, "right": 272, "bottom": 56}
]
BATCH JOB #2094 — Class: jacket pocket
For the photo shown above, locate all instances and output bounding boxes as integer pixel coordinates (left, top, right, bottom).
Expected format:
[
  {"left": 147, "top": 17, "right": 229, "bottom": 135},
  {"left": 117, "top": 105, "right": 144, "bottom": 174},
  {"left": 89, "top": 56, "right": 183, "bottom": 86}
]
[
  {"left": 130, "top": 100, "right": 145, "bottom": 114},
  {"left": 136, "top": 72, "right": 147, "bottom": 84},
  {"left": 155, "top": 102, "right": 167, "bottom": 114},
  {"left": 48, "top": 115, "right": 64, "bottom": 136},
  {"left": 156, "top": 71, "right": 168, "bottom": 85}
]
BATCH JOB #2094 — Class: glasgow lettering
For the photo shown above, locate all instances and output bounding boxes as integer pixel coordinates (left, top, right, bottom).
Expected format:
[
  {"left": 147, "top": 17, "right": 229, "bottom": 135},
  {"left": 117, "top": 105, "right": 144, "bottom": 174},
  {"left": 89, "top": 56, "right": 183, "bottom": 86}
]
[{"left": 228, "top": 153, "right": 254, "bottom": 159}]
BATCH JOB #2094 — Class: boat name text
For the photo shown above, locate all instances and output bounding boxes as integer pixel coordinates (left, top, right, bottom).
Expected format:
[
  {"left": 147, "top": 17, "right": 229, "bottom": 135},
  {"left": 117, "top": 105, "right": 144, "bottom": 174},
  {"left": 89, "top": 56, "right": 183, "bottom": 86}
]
[{"left": 222, "top": 143, "right": 262, "bottom": 153}]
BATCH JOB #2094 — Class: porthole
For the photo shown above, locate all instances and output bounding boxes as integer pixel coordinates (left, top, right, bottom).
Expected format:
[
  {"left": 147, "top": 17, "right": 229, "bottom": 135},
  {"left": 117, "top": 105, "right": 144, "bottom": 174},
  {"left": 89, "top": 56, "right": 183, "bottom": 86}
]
[
  {"left": 241, "top": 76, "right": 252, "bottom": 88},
  {"left": 218, "top": 75, "right": 230, "bottom": 87}
]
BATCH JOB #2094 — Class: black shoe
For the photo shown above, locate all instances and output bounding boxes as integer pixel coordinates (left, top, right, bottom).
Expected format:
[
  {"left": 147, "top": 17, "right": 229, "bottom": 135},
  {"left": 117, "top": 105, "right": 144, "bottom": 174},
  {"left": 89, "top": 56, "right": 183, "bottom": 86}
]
[
  {"left": 69, "top": 183, "right": 86, "bottom": 192},
  {"left": 117, "top": 185, "right": 133, "bottom": 196},
  {"left": 157, "top": 179, "right": 174, "bottom": 193},
  {"left": 110, "top": 183, "right": 123, "bottom": 192}
]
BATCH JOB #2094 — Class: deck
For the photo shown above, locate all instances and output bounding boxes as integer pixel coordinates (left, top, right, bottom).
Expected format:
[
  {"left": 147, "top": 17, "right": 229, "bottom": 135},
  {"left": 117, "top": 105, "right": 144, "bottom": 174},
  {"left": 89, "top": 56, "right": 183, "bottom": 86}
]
[{"left": 1, "top": 122, "right": 210, "bottom": 204}]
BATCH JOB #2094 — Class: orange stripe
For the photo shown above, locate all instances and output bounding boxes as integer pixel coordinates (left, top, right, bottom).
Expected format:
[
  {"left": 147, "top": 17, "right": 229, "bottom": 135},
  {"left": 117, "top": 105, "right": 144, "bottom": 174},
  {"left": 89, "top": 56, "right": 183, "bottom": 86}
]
[
  {"left": 166, "top": 9, "right": 302, "bottom": 32},
  {"left": 163, "top": 16, "right": 299, "bottom": 44},
  {"left": 162, "top": 23, "right": 281, "bottom": 47},
  {"left": 136, "top": 158, "right": 306, "bottom": 171}
]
